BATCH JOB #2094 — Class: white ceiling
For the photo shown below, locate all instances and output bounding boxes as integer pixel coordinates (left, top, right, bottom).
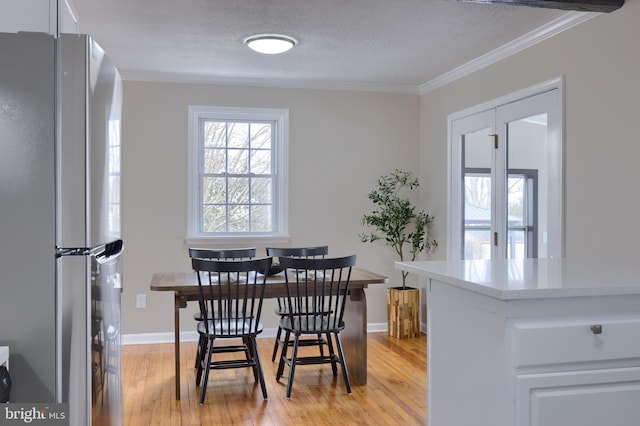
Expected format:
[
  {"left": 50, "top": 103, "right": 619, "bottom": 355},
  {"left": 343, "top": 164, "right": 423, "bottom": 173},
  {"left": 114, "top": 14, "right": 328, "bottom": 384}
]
[{"left": 71, "top": 0, "right": 575, "bottom": 92}]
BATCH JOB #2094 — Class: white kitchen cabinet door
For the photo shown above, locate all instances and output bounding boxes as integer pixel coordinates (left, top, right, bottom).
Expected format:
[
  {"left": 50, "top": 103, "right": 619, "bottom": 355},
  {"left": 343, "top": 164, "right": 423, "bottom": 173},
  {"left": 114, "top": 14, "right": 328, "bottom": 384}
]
[{"left": 517, "top": 367, "right": 640, "bottom": 426}]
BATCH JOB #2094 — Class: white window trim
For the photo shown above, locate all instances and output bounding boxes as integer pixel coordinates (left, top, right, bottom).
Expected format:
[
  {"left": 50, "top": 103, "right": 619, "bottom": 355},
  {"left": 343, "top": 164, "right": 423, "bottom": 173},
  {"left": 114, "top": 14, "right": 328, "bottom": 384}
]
[
  {"left": 186, "top": 105, "right": 290, "bottom": 245},
  {"left": 447, "top": 77, "right": 564, "bottom": 261}
]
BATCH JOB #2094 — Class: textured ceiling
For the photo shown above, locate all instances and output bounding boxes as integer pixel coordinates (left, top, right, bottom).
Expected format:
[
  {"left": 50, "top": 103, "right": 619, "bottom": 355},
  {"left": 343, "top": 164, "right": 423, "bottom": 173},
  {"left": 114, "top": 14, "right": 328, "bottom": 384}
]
[{"left": 71, "top": 0, "right": 568, "bottom": 91}]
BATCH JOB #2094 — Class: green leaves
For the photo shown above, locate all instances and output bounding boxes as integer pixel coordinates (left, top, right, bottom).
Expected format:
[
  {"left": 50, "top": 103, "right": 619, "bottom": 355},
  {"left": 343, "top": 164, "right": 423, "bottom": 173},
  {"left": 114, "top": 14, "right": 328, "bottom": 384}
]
[{"left": 359, "top": 170, "right": 437, "bottom": 287}]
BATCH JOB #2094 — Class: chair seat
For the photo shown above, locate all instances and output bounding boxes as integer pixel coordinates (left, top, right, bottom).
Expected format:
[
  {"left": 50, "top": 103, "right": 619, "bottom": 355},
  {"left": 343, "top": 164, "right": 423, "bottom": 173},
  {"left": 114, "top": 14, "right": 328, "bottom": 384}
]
[
  {"left": 279, "top": 316, "right": 344, "bottom": 334},
  {"left": 198, "top": 319, "right": 263, "bottom": 337},
  {"left": 275, "top": 307, "right": 332, "bottom": 316},
  {"left": 195, "top": 311, "right": 253, "bottom": 321}
]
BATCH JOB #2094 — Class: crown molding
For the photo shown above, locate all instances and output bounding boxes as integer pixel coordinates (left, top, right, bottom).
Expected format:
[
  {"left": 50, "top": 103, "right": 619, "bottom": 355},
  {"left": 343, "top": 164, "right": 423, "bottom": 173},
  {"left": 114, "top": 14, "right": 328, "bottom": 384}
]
[{"left": 419, "top": 11, "right": 596, "bottom": 94}]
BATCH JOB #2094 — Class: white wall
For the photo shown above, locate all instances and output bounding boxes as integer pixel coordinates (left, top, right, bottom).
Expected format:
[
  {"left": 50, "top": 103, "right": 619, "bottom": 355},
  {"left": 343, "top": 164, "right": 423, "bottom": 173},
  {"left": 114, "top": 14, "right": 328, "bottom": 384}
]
[
  {"left": 420, "top": 3, "right": 640, "bottom": 260},
  {"left": 121, "top": 82, "right": 420, "bottom": 335}
]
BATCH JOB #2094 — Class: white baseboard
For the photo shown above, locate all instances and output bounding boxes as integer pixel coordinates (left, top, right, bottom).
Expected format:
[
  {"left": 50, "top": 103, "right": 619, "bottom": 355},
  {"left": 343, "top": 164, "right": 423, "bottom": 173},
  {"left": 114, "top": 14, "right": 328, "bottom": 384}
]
[
  {"left": 121, "top": 322, "right": 390, "bottom": 346},
  {"left": 366, "top": 322, "right": 388, "bottom": 333}
]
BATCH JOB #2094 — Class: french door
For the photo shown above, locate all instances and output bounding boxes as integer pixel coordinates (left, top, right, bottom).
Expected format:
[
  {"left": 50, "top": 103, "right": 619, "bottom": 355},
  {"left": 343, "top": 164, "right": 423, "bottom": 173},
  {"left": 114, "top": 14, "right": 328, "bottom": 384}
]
[{"left": 448, "top": 85, "right": 563, "bottom": 261}]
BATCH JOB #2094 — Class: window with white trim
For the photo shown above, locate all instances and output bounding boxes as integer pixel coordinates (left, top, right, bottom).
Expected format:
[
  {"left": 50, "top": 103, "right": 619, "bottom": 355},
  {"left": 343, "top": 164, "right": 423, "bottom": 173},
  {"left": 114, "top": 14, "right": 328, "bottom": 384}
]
[{"left": 187, "top": 106, "right": 289, "bottom": 243}]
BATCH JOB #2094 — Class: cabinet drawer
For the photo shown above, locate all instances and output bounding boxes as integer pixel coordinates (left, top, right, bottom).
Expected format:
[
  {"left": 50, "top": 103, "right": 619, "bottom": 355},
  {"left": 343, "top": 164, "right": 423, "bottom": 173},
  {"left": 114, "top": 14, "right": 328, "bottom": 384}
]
[{"left": 513, "top": 318, "right": 640, "bottom": 368}]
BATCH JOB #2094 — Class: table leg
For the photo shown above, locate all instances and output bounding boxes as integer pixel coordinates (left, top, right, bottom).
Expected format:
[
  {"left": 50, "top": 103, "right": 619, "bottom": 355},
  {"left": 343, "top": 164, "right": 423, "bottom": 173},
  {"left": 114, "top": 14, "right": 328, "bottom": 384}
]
[
  {"left": 174, "top": 293, "right": 181, "bottom": 400},
  {"left": 342, "top": 288, "right": 367, "bottom": 385}
]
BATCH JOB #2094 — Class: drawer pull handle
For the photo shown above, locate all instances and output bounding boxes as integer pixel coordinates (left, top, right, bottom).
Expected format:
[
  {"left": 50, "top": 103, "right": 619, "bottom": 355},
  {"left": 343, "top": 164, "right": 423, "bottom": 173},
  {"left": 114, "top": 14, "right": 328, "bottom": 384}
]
[{"left": 590, "top": 324, "right": 603, "bottom": 335}]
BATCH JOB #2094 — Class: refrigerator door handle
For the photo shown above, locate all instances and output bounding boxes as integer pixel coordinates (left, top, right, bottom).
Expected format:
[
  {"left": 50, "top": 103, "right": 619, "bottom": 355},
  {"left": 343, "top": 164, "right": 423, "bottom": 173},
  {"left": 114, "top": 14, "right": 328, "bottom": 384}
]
[
  {"left": 55, "top": 247, "right": 92, "bottom": 258},
  {"left": 94, "top": 239, "right": 124, "bottom": 264},
  {"left": 56, "top": 239, "right": 124, "bottom": 264}
]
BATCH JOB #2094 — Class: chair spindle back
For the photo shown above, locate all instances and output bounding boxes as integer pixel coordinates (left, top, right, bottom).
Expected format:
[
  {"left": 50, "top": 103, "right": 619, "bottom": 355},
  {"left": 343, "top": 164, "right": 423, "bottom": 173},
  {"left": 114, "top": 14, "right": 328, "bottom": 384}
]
[
  {"left": 278, "top": 255, "right": 356, "bottom": 332},
  {"left": 192, "top": 257, "right": 271, "bottom": 336}
]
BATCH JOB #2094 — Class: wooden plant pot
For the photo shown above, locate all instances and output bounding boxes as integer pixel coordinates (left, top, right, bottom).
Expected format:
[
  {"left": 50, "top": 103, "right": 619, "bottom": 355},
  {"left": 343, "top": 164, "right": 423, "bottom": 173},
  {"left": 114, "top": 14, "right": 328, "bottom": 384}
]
[{"left": 387, "top": 287, "right": 420, "bottom": 339}]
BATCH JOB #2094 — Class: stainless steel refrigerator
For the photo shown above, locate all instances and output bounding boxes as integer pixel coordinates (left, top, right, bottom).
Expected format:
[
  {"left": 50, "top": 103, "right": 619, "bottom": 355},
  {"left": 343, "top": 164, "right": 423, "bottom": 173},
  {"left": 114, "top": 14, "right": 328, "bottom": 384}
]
[{"left": 0, "top": 32, "right": 123, "bottom": 426}]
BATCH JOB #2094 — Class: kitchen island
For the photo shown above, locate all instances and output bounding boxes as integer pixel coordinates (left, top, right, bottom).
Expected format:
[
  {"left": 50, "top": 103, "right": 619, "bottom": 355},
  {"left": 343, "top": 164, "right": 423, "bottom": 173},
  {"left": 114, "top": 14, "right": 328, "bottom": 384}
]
[{"left": 396, "top": 259, "right": 640, "bottom": 426}]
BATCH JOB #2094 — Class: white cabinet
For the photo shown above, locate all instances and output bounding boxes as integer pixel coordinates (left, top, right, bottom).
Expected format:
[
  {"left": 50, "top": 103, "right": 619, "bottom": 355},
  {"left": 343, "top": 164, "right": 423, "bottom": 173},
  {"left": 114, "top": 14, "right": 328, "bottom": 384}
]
[
  {"left": 513, "top": 317, "right": 640, "bottom": 426},
  {"left": 0, "top": 0, "right": 78, "bottom": 35},
  {"left": 425, "top": 278, "right": 640, "bottom": 426},
  {"left": 397, "top": 259, "right": 640, "bottom": 426}
]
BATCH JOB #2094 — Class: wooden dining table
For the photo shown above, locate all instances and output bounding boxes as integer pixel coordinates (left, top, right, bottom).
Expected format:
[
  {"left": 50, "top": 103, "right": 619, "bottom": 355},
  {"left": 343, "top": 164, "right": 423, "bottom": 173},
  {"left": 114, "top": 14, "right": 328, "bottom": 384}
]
[{"left": 150, "top": 267, "right": 388, "bottom": 400}]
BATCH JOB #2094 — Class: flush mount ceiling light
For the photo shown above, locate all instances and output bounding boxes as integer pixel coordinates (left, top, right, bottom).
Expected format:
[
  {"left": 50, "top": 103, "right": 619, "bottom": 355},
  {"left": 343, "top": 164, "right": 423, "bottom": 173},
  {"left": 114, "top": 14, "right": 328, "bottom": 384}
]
[{"left": 244, "top": 34, "right": 297, "bottom": 54}]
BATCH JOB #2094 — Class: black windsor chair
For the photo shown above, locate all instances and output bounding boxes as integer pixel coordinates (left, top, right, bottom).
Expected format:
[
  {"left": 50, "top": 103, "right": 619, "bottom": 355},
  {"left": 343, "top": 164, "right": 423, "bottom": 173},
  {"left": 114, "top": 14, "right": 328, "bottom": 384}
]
[
  {"left": 188, "top": 247, "right": 256, "bottom": 368},
  {"left": 265, "top": 246, "right": 329, "bottom": 362},
  {"left": 276, "top": 254, "right": 356, "bottom": 398},
  {"left": 192, "top": 256, "right": 272, "bottom": 403}
]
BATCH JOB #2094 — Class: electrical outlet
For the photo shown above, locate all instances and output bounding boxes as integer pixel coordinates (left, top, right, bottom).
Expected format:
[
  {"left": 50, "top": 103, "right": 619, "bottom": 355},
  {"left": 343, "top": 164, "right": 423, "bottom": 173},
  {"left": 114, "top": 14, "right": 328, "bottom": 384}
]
[{"left": 136, "top": 293, "right": 146, "bottom": 308}]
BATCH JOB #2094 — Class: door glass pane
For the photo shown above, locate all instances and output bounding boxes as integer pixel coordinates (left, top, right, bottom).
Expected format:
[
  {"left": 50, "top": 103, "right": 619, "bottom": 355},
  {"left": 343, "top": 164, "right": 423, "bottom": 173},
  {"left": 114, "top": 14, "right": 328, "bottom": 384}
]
[
  {"left": 507, "top": 175, "right": 526, "bottom": 259},
  {"left": 464, "top": 128, "right": 492, "bottom": 169},
  {"left": 507, "top": 113, "right": 546, "bottom": 258},
  {"left": 463, "top": 128, "right": 492, "bottom": 259},
  {"left": 463, "top": 183, "right": 492, "bottom": 259},
  {"left": 507, "top": 229, "right": 526, "bottom": 259},
  {"left": 508, "top": 176, "right": 525, "bottom": 227}
]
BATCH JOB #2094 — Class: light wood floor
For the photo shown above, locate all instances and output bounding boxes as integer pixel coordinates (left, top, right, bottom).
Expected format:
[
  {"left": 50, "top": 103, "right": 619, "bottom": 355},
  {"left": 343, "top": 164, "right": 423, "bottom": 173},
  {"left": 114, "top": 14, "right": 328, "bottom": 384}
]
[{"left": 118, "top": 332, "right": 427, "bottom": 425}]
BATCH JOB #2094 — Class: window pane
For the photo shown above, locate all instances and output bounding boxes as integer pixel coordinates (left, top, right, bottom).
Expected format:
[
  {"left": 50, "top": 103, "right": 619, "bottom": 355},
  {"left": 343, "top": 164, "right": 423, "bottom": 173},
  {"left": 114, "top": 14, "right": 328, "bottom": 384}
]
[
  {"left": 507, "top": 114, "right": 547, "bottom": 169},
  {"left": 507, "top": 113, "right": 545, "bottom": 258},
  {"left": 227, "top": 149, "right": 249, "bottom": 174},
  {"left": 507, "top": 230, "right": 526, "bottom": 259},
  {"left": 203, "top": 177, "right": 226, "bottom": 204},
  {"left": 251, "top": 177, "right": 272, "bottom": 203},
  {"left": 204, "top": 148, "right": 225, "bottom": 174},
  {"left": 250, "top": 123, "right": 271, "bottom": 149},
  {"left": 464, "top": 174, "right": 492, "bottom": 260},
  {"left": 250, "top": 149, "right": 271, "bottom": 174},
  {"left": 507, "top": 176, "right": 525, "bottom": 227},
  {"left": 464, "top": 229, "right": 491, "bottom": 259},
  {"left": 228, "top": 205, "right": 249, "bottom": 232},
  {"left": 228, "top": 122, "right": 249, "bottom": 148},
  {"left": 251, "top": 205, "right": 272, "bottom": 232},
  {"left": 204, "top": 121, "right": 226, "bottom": 148},
  {"left": 464, "top": 175, "right": 491, "bottom": 222},
  {"left": 203, "top": 205, "right": 226, "bottom": 232},
  {"left": 462, "top": 128, "right": 493, "bottom": 260},
  {"left": 464, "top": 127, "right": 492, "bottom": 169},
  {"left": 228, "top": 177, "right": 249, "bottom": 204}
]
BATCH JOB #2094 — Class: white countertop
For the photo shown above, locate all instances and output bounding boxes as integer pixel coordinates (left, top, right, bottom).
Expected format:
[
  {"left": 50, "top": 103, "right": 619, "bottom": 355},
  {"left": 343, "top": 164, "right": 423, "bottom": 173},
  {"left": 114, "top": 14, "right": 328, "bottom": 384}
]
[{"left": 396, "top": 258, "right": 640, "bottom": 300}]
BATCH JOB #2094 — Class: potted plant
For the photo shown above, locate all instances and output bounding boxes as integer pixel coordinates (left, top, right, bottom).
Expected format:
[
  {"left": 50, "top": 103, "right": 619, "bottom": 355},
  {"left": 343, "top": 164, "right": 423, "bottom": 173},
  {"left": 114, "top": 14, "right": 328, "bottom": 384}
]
[{"left": 360, "top": 169, "right": 437, "bottom": 338}]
